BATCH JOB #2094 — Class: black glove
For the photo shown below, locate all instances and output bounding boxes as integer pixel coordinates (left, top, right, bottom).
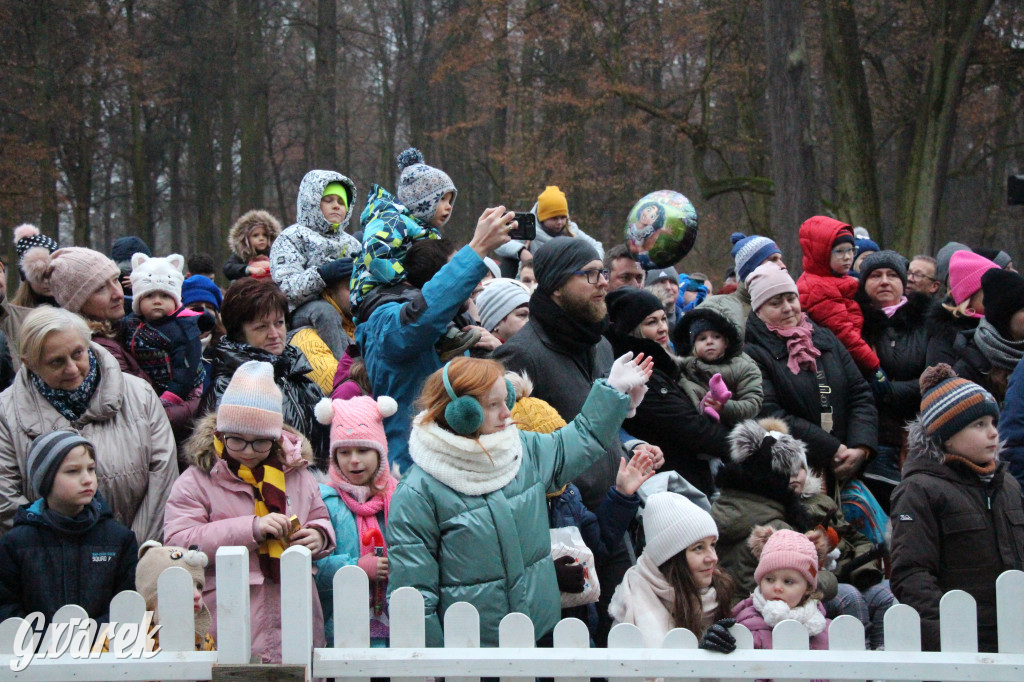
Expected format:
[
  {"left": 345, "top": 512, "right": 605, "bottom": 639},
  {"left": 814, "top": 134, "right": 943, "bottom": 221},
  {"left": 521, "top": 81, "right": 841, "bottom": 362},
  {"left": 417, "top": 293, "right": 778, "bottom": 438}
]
[
  {"left": 870, "top": 367, "right": 894, "bottom": 400},
  {"left": 553, "top": 555, "right": 585, "bottom": 593},
  {"left": 317, "top": 257, "right": 354, "bottom": 286},
  {"left": 699, "top": 618, "right": 737, "bottom": 653}
]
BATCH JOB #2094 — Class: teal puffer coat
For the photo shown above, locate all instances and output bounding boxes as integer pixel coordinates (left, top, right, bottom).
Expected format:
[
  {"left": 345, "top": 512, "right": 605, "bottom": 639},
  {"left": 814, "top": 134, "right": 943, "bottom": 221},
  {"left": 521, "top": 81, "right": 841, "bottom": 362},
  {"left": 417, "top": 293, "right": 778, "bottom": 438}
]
[{"left": 386, "top": 380, "right": 629, "bottom": 647}]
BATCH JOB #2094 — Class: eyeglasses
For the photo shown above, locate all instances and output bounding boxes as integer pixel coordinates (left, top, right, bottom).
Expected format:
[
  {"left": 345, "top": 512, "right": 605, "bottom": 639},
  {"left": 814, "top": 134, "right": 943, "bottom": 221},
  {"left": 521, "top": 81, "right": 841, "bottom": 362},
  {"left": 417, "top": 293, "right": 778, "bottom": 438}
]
[
  {"left": 573, "top": 268, "right": 610, "bottom": 284},
  {"left": 223, "top": 436, "right": 275, "bottom": 453},
  {"left": 831, "top": 247, "right": 855, "bottom": 257},
  {"left": 907, "top": 271, "right": 937, "bottom": 283}
]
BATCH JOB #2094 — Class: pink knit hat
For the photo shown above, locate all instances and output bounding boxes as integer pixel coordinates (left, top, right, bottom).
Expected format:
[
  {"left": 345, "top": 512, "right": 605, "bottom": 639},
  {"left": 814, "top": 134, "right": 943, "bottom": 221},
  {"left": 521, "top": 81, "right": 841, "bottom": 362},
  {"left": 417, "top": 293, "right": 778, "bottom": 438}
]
[
  {"left": 216, "top": 361, "right": 283, "bottom": 439},
  {"left": 47, "top": 247, "right": 121, "bottom": 314},
  {"left": 746, "top": 262, "right": 798, "bottom": 313},
  {"left": 949, "top": 250, "right": 999, "bottom": 306},
  {"left": 315, "top": 396, "right": 397, "bottom": 487},
  {"left": 752, "top": 528, "right": 820, "bottom": 589}
]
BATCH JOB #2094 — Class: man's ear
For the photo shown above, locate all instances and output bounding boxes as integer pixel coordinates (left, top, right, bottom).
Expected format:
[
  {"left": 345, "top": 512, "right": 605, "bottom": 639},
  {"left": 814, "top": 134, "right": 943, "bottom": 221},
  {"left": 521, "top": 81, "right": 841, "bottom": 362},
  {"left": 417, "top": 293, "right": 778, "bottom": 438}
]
[{"left": 550, "top": 287, "right": 563, "bottom": 305}]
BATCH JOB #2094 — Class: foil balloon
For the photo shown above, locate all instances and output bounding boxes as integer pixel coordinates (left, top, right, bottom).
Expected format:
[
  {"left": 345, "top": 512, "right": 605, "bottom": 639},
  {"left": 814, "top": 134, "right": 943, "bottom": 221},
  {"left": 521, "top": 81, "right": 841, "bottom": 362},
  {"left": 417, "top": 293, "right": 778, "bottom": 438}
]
[{"left": 625, "top": 190, "right": 699, "bottom": 267}]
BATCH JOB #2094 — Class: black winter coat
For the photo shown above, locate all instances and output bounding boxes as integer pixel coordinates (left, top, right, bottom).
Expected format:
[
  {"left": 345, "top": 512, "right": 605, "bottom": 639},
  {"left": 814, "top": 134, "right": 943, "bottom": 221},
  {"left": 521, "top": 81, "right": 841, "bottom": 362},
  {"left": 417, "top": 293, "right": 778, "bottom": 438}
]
[
  {"left": 222, "top": 253, "right": 250, "bottom": 281},
  {"left": 202, "top": 338, "right": 329, "bottom": 467},
  {"left": 925, "top": 300, "right": 979, "bottom": 368},
  {"left": 604, "top": 330, "right": 730, "bottom": 495},
  {"left": 890, "top": 421, "right": 1024, "bottom": 652},
  {"left": 744, "top": 313, "right": 878, "bottom": 479},
  {"left": 0, "top": 496, "right": 138, "bottom": 622},
  {"left": 858, "top": 292, "right": 931, "bottom": 445}
]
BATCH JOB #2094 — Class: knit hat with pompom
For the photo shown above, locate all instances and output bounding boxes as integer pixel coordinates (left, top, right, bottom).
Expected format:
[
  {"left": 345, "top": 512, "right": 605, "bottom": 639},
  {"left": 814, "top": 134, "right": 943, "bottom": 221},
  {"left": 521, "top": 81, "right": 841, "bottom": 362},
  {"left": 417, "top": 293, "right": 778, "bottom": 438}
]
[
  {"left": 507, "top": 371, "right": 567, "bottom": 435},
  {"left": 316, "top": 395, "right": 397, "bottom": 491},
  {"left": 750, "top": 526, "right": 823, "bottom": 590},
  {"left": 919, "top": 364, "right": 999, "bottom": 443},
  {"left": 395, "top": 148, "right": 457, "bottom": 225},
  {"left": 14, "top": 224, "right": 59, "bottom": 286}
]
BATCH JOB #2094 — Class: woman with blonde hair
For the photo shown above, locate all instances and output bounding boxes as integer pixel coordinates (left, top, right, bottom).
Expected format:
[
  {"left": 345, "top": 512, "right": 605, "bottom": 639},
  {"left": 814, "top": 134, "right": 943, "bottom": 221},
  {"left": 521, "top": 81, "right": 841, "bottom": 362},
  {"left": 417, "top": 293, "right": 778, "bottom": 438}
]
[{"left": 386, "top": 352, "right": 652, "bottom": 648}]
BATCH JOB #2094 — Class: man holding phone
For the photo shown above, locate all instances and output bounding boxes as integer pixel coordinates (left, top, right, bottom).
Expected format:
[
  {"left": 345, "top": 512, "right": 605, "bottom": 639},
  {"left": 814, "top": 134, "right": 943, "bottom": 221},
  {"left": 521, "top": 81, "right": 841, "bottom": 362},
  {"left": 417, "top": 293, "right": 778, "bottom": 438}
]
[{"left": 494, "top": 185, "right": 604, "bottom": 273}]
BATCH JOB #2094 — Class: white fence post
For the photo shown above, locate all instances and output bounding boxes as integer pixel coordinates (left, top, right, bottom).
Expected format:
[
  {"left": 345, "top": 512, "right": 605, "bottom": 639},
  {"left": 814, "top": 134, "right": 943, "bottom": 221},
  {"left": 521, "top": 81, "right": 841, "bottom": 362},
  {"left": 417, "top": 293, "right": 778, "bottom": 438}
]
[
  {"left": 940, "top": 589, "right": 978, "bottom": 653},
  {"left": 38, "top": 604, "right": 89, "bottom": 654},
  {"left": 997, "top": 569, "right": 1024, "bottom": 654},
  {"left": 553, "top": 618, "right": 589, "bottom": 682},
  {"left": 157, "top": 566, "right": 196, "bottom": 652},
  {"left": 498, "top": 612, "right": 534, "bottom": 682},
  {"left": 326, "top": 565, "right": 369, "bottom": 682},
  {"left": 390, "top": 586, "right": 425, "bottom": 682},
  {"left": 608, "top": 623, "right": 644, "bottom": 682},
  {"left": 772, "top": 620, "right": 809, "bottom": 682},
  {"left": 215, "top": 545, "right": 251, "bottom": 664},
  {"left": 444, "top": 602, "right": 480, "bottom": 682},
  {"left": 281, "top": 545, "right": 313, "bottom": 675}
]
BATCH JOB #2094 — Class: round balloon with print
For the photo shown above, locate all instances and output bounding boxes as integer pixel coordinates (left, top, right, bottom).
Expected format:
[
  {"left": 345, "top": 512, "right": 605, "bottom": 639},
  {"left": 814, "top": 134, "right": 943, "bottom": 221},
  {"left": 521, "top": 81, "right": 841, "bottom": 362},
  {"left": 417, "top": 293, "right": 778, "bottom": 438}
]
[{"left": 625, "top": 190, "right": 699, "bottom": 267}]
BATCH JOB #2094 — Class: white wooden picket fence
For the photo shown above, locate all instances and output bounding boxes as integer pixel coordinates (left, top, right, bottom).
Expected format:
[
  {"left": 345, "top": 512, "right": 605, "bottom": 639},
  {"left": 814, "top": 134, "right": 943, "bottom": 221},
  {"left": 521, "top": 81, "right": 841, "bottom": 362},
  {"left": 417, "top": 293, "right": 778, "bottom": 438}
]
[{"left": 3, "top": 545, "right": 1024, "bottom": 681}]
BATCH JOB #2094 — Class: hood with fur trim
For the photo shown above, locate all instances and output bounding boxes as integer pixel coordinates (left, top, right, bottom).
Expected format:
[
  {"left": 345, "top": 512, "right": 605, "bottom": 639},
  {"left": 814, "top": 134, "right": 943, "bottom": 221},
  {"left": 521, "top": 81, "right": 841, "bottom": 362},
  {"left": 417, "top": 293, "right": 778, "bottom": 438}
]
[
  {"left": 728, "top": 417, "right": 808, "bottom": 476},
  {"left": 673, "top": 306, "right": 743, "bottom": 359},
  {"left": 295, "top": 170, "right": 358, "bottom": 235},
  {"left": 184, "top": 412, "right": 314, "bottom": 473},
  {"left": 229, "top": 210, "right": 282, "bottom": 261}
]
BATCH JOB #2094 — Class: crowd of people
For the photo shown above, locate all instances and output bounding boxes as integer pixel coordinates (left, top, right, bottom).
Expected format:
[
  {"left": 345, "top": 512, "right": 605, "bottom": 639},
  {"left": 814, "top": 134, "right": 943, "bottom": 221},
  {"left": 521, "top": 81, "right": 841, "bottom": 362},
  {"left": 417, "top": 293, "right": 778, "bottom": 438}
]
[{"left": 0, "top": 150, "right": 1022, "bottom": 665}]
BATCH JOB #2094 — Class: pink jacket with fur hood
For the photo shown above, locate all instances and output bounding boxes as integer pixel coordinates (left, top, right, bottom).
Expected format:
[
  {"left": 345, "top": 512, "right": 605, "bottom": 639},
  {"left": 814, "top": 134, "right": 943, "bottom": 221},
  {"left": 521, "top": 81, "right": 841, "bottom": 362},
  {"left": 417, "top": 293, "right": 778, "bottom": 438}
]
[{"left": 164, "top": 414, "right": 336, "bottom": 662}]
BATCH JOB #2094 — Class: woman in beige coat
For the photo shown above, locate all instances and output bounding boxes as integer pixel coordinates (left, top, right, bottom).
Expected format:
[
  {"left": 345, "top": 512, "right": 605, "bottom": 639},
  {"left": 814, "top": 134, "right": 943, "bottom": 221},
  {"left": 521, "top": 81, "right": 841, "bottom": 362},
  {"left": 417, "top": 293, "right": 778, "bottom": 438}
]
[{"left": 0, "top": 307, "right": 177, "bottom": 542}]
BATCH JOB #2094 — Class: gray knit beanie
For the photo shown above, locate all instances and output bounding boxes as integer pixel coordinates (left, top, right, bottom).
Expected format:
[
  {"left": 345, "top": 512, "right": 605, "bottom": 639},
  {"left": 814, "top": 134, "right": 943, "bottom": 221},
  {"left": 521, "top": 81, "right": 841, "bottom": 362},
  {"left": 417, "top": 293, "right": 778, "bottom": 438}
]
[
  {"left": 533, "top": 237, "right": 600, "bottom": 295},
  {"left": 477, "top": 279, "right": 530, "bottom": 332},
  {"left": 28, "top": 430, "right": 94, "bottom": 498},
  {"left": 858, "top": 250, "right": 908, "bottom": 288},
  {"left": 642, "top": 491, "right": 719, "bottom": 567},
  {"left": 395, "top": 148, "right": 457, "bottom": 225},
  {"left": 935, "top": 242, "right": 972, "bottom": 286}
]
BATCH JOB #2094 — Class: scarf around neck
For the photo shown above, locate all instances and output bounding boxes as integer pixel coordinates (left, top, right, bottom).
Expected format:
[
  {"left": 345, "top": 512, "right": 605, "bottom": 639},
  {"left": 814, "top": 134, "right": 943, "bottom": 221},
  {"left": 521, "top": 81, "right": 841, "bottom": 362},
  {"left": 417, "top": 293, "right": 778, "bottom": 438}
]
[
  {"left": 32, "top": 350, "right": 101, "bottom": 423},
  {"left": 881, "top": 295, "right": 909, "bottom": 318},
  {"left": 408, "top": 415, "right": 522, "bottom": 495},
  {"left": 766, "top": 313, "right": 821, "bottom": 375},
  {"left": 974, "top": 318, "right": 1024, "bottom": 371},
  {"left": 328, "top": 465, "right": 397, "bottom": 556},
  {"left": 752, "top": 586, "right": 826, "bottom": 635},
  {"left": 529, "top": 287, "right": 609, "bottom": 355},
  {"left": 221, "top": 441, "right": 288, "bottom": 582}
]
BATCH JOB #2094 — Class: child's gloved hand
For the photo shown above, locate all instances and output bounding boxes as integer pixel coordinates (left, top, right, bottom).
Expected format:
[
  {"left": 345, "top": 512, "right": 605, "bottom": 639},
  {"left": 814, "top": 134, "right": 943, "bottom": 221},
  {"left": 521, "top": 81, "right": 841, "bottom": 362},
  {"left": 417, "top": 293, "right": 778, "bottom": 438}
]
[
  {"left": 553, "top": 556, "right": 585, "bottom": 593},
  {"left": 318, "top": 258, "right": 353, "bottom": 284},
  {"left": 699, "top": 618, "right": 737, "bottom": 653},
  {"left": 870, "top": 367, "right": 893, "bottom": 400}
]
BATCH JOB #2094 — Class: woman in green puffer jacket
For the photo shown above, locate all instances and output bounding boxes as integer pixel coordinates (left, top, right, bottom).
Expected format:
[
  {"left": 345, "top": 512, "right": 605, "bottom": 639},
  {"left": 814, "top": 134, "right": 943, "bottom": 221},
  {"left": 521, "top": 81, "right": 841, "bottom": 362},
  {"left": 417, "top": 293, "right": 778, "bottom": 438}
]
[{"left": 386, "top": 353, "right": 652, "bottom": 647}]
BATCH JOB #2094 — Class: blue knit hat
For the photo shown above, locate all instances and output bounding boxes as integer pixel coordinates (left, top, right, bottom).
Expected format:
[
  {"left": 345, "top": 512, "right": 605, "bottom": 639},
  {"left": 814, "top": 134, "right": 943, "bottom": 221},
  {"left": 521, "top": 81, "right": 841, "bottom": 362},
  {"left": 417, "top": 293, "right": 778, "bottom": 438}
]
[
  {"left": 110, "top": 236, "right": 152, "bottom": 269},
  {"left": 731, "top": 233, "right": 782, "bottom": 284},
  {"left": 855, "top": 237, "right": 880, "bottom": 260},
  {"left": 182, "top": 275, "right": 223, "bottom": 310}
]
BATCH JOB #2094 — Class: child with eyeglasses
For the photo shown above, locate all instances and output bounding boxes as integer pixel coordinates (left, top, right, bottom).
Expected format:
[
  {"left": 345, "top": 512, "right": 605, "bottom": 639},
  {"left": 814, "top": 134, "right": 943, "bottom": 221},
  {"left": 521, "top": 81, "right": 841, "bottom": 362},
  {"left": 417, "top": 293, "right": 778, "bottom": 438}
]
[{"left": 796, "top": 217, "right": 889, "bottom": 397}]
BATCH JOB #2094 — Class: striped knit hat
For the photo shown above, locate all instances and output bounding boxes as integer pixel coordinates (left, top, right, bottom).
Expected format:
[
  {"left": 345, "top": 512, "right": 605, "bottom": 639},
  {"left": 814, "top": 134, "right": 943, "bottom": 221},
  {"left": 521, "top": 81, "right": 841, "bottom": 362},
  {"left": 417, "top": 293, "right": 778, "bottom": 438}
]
[
  {"left": 919, "top": 364, "right": 999, "bottom": 443},
  {"left": 28, "top": 430, "right": 94, "bottom": 498},
  {"left": 216, "top": 361, "right": 283, "bottom": 439},
  {"left": 731, "top": 233, "right": 782, "bottom": 283}
]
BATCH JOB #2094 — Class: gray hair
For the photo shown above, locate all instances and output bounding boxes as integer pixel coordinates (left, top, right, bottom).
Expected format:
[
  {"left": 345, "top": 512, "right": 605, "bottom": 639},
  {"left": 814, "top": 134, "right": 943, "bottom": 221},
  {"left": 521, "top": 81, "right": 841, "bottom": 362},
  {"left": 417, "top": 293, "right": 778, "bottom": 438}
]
[{"left": 19, "top": 306, "right": 92, "bottom": 370}]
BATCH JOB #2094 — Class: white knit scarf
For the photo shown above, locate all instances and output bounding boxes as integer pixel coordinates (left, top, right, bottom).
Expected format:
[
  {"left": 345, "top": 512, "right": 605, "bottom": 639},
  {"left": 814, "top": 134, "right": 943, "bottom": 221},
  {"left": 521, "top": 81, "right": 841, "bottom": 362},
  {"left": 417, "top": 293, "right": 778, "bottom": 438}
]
[
  {"left": 751, "top": 586, "right": 826, "bottom": 635},
  {"left": 408, "top": 414, "right": 523, "bottom": 495}
]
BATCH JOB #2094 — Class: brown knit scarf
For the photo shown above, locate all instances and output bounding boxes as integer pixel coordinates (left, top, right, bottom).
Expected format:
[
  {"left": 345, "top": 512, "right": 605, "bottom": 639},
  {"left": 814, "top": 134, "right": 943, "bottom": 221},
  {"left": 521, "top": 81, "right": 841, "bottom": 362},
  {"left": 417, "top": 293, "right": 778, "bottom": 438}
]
[{"left": 944, "top": 454, "right": 997, "bottom": 477}]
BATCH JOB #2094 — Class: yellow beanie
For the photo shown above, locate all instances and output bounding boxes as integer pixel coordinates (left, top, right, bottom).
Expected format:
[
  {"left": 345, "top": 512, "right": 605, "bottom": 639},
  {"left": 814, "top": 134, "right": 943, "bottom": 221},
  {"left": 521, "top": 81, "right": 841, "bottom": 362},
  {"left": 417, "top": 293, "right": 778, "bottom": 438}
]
[
  {"left": 511, "top": 397, "right": 566, "bottom": 434},
  {"left": 537, "top": 186, "right": 569, "bottom": 223}
]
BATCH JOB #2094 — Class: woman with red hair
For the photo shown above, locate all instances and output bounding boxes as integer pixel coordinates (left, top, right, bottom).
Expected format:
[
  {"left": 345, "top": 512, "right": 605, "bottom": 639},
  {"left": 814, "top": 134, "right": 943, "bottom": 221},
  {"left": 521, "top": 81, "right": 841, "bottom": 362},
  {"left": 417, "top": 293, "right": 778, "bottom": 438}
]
[{"left": 385, "top": 353, "right": 652, "bottom": 648}]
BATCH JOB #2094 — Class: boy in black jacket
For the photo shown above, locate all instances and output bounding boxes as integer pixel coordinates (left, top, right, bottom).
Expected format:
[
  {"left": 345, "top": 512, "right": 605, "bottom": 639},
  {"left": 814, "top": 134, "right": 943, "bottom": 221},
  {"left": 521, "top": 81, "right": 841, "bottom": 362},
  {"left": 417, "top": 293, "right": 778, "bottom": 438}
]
[{"left": 0, "top": 431, "right": 138, "bottom": 622}]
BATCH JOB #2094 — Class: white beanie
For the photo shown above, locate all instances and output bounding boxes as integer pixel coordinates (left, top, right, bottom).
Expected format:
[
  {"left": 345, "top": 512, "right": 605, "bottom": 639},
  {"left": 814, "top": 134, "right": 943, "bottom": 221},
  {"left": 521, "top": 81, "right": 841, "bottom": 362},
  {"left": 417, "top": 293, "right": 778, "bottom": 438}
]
[
  {"left": 477, "top": 278, "right": 530, "bottom": 332},
  {"left": 642, "top": 491, "right": 719, "bottom": 566},
  {"left": 130, "top": 253, "right": 185, "bottom": 315}
]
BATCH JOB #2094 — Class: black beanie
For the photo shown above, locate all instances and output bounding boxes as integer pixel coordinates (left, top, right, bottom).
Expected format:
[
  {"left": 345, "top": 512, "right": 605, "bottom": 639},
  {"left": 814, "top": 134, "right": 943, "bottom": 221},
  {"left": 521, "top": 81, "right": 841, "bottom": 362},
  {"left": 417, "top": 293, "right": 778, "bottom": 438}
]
[
  {"left": 981, "top": 268, "right": 1024, "bottom": 339},
  {"left": 533, "top": 237, "right": 600, "bottom": 295},
  {"left": 606, "top": 288, "right": 664, "bottom": 336}
]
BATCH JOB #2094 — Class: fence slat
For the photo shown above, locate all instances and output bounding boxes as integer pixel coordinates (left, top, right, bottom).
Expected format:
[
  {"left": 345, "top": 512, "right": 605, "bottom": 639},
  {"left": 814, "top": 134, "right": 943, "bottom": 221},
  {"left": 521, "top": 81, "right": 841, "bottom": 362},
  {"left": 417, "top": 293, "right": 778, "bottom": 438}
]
[
  {"left": 940, "top": 590, "right": 978, "bottom": 653},
  {"left": 281, "top": 545, "right": 313, "bottom": 670},
  {"left": 0, "top": 617, "right": 30, "bottom": 655},
  {"left": 333, "top": 565, "right": 370, "bottom": 648},
  {"left": 608, "top": 623, "right": 645, "bottom": 682},
  {"left": 157, "top": 566, "right": 195, "bottom": 652},
  {"left": 884, "top": 603, "right": 922, "bottom": 652},
  {"left": 552, "top": 618, "right": 588, "bottom": 682},
  {"left": 719, "top": 623, "right": 755, "bottom": 682},
  {"left": 390, "top": 587, "right": 425, "bottom": 682},
  {"left": 773, "top": 620, "right": 809, "bottom": 682},
  {"left": 444, "top": 602, "right": 480, "bottom": 682},
  {"left": 829, "top": 615, "right": 865, "bottom": 651},
  {"left": 215, "top": 546, "right": 251, "bottom": 664},
  {"left": 499, "top": 612, "right": 534, "bottom": 682},
  {"left": 997, "top": 570, "right": 1024, "bottom": 653},
  {"left": 661, "top": 627, "right": 698, "bottom": 649},
  {"left": 39, "top": 605, "right": 89, "bottom": 654}
]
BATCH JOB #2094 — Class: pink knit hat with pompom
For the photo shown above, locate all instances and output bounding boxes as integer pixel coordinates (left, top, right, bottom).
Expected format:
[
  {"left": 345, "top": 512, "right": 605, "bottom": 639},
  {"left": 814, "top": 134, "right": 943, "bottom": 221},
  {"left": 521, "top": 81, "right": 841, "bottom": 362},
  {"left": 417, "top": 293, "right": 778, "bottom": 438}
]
[
  {"left": 316, "top": 396, "right": 397, "bottom": 488},
  {"left": 751, "top": 528, "right": 820, "bottom": 589}
]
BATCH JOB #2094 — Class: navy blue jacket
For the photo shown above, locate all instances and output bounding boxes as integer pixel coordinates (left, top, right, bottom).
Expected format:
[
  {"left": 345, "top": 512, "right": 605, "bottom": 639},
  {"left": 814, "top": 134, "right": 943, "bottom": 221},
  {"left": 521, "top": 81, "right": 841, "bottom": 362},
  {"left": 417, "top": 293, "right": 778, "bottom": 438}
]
[
  {"left": 0, "top": 496, "right": 138, "bottom": 622},
  {"left": 999, "top": 358, "right": 1024, "bottom": 489},
  {"left": 548, "top": 484, "right": 639, "bottom": 567},
  {"left": 125, "top": 307, "right": 205, "bottom": 400}
]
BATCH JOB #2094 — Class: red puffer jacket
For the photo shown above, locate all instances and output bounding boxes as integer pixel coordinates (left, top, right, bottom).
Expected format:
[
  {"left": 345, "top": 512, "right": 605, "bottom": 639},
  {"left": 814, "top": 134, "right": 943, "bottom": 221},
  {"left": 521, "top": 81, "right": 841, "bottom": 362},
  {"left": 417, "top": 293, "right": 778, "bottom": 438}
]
[{"left": 796, "top": 216, "right": 879, "bottom": 372}]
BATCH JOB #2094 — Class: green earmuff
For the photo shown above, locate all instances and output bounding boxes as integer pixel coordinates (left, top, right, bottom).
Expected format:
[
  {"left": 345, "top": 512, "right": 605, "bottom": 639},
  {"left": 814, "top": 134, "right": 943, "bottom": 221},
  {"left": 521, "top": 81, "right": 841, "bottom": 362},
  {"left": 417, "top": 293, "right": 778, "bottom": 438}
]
[{"left": 441, "top": 362, "right": 515, "bottom": 436}]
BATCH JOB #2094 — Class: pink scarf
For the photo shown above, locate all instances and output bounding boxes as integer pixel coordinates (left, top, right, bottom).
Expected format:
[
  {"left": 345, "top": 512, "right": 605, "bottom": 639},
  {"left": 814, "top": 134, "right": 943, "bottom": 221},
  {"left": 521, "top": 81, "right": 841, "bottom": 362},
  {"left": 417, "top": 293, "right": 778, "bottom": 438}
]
[
  {"left": 767, "top": 313, "right": 821, "bottom": 375},
  {"left": 328, "top": 467, "right": 397, "bottom": 557},
  {"left": 881, "top": 296, "right": 908, "bottom": 318}
]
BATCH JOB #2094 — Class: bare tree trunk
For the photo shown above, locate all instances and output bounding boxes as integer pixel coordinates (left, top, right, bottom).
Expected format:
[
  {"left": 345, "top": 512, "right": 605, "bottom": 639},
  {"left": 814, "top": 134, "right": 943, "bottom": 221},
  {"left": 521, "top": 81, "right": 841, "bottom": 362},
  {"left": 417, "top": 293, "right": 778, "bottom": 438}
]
[
  {"left": 819, "top": 0, "right": 880, "bottom": 233},
  {"left": 238, "top": 0, "right": 266, "bottom": 209},
  {"left": 314, "top": 0, "right": 338, "bottom": 169},
  {"left": 761, "top": 0, "right": 817, "bottom": 265},
  {"left": 896, "top": 0, "right": 995, "bottom": 256}
]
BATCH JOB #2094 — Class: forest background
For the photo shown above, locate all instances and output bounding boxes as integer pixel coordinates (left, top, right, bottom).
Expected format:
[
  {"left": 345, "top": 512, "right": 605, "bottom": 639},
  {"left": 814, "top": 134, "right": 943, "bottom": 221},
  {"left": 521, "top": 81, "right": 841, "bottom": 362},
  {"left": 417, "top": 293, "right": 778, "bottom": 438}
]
[{"left": 0, "top": 0, "right": 1022, "bottom": 287}]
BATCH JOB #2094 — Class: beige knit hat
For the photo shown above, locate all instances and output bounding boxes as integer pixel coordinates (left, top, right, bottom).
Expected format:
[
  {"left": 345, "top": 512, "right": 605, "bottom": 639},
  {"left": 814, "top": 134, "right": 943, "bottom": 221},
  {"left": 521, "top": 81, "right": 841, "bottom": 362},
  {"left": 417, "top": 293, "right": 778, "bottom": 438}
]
[
  {"left": 642, "top": 491, "right": 719, "bottom": 566},
  {"left": 47, "top": 247, "right": 120, "bottom": 314}
]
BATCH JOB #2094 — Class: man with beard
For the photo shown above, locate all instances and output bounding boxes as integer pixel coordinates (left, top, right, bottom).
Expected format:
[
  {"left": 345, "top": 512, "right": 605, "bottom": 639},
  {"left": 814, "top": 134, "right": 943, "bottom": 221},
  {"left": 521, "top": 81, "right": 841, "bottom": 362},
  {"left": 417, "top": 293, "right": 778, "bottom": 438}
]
[{"left": 491, "top": 237, "right": 658, "bottom": 645}]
